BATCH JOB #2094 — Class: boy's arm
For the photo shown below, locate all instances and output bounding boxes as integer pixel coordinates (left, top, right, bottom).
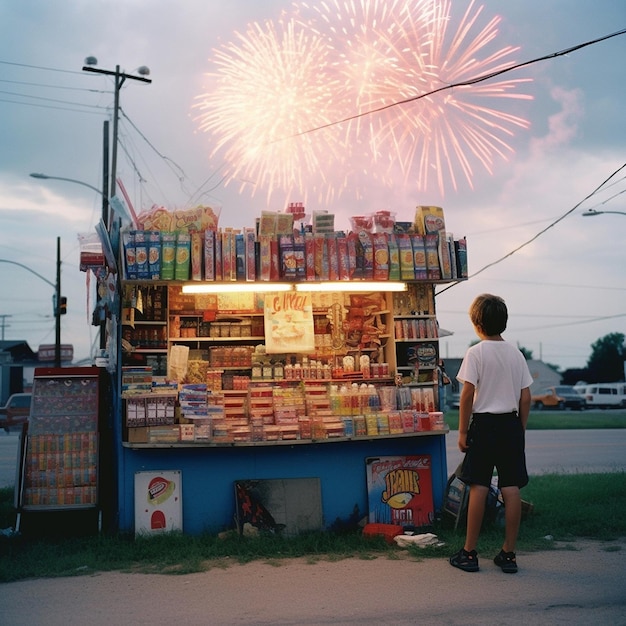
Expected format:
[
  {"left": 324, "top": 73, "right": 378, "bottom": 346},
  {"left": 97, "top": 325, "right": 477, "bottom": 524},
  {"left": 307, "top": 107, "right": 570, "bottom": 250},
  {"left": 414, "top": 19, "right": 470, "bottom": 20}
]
[
  {"left": 519, "top": 387, "right": 531, "bottom": 430},
  {"left": 457, "top": 381, "right": 475, "bottom": 452}
]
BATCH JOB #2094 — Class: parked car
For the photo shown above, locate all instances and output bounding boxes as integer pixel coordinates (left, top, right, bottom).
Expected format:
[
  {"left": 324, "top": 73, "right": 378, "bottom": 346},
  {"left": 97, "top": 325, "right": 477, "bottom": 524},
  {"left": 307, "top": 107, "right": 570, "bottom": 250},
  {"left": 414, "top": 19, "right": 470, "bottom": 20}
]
[
  {"left": 581, "top": 383, "right": 626, "bottom": 409},
  {"left": 531, "top": 386, "right": 586, "bottom": 411},
  {"left": 0, "top": 393, "right": 31, "bottom": 432}
]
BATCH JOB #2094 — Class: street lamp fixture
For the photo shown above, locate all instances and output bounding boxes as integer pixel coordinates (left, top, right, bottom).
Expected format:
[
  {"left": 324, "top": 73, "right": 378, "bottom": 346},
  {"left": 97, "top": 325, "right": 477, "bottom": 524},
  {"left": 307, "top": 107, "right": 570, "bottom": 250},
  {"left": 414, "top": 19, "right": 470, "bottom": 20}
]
[
  {"left": 582, "top": 209, "right": 626, "bottom": 217},
  {"left": 0, "top": 238, "right": 63, "bottom": 367},
  {"left": 81, "top": 57, "right": 152, "bottom": 199},
  {"left": 30, "top": 173, "right": 103, "bottom": 197}
]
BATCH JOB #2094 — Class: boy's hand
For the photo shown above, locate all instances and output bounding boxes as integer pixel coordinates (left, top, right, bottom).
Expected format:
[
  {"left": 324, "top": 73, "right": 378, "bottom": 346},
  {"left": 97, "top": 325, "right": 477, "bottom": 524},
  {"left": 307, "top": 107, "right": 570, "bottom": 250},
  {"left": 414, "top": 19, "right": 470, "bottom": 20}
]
[{"left": 458, "top": 432, "right": 469, "bottom": 452}]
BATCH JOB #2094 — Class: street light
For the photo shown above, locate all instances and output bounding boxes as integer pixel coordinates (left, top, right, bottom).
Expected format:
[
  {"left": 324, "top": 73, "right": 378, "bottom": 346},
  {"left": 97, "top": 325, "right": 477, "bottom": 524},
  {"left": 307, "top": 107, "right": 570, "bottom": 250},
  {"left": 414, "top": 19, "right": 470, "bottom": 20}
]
[
  {"left": 30, "top": 173, "right": 103, "bottom": 196},
  {"left": 582, "top": 209, "right": 626, "bottom": 217},
  {"left": 30, "top": 171, "right": 109, "bottom": 352},
  {"left": 0, "top": 237, "right": 63, "bottom": 367},
  {"left": 81, "top": 58, "right": 151, "bottom": 199}
]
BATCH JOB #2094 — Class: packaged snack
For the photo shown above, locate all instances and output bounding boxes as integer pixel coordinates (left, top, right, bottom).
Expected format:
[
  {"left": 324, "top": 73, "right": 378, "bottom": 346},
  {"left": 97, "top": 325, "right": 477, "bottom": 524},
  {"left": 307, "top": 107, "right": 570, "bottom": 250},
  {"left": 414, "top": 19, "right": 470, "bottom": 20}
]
[
  {"left": 160, "top": 232, "right": 176, "bottom": 280},
  {"left": 148, "top": 231, "right": 162, "bottom": 280},
  {"left": 174, "top": 232, "right": 191, "bottom": 281},
  {"left": 135, "top": 231, "right": 149, "bottom": 280}
]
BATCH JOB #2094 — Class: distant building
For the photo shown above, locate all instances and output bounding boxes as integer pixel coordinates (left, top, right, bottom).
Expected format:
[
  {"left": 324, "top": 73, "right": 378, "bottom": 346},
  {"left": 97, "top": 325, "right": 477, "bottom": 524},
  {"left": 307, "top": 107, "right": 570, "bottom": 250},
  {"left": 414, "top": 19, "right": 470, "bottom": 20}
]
[
  {"left": 0, "top": 340, "right": 75, "bottom": 399},
  {"left": 442, "top": 357, "right": 561, "bottom": 407}
]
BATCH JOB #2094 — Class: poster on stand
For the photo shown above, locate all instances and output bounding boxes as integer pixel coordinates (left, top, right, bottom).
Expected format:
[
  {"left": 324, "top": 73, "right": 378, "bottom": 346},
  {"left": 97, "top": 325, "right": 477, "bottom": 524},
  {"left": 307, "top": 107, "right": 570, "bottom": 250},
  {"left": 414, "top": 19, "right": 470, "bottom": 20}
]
[
  {"left": 134, "top": 470, "right": 182, "bottom": 536},
  {"left": 264, "top": 292, "right": 314, "bottom": 353},
  {"left": 366, "top": 456, "right": 434, "bottom": 528}
]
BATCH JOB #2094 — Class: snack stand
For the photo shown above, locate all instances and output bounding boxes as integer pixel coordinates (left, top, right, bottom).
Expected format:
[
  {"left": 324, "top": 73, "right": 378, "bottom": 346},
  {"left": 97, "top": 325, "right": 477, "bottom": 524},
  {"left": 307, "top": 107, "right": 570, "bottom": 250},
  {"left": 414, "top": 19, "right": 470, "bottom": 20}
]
[{"left": 106, "top": 205, "right": 467, "bottom": 535}]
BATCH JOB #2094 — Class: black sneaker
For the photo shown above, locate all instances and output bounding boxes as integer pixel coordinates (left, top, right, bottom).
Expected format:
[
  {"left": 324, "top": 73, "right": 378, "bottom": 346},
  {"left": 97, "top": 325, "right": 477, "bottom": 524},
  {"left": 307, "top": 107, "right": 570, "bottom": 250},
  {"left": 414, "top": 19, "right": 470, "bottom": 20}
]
[
  {"left": 449, "top": 548, "right": 479, "bottom": 572},
  {"left": 494, "top": 550, "right": 518, "bottom": 573}
]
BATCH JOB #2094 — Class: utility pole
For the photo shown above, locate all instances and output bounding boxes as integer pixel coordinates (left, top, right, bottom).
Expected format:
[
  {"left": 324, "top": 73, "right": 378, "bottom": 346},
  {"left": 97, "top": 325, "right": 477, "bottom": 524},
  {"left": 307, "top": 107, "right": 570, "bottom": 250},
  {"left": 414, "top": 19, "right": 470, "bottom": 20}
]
[
  {"left": 55, "top": 236, "right": 61, "bottom": 368},
  {"left": 0, "top": 314, "right": 12, "bottom": 340}
]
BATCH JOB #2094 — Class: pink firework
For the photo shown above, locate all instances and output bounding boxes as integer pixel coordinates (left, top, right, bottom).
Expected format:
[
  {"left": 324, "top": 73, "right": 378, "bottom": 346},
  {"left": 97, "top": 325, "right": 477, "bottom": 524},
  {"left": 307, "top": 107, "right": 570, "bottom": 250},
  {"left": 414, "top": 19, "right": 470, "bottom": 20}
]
[
  {"left": 301, "top": 0, "right": 532, "bottom": 194},
  {"left": 193, "top": 17, "right": 349, "bottom": 205},
  {"left": 295, "top": 0, "right": 437, "bottom": 182},
  {"left": 404, "top": 0, "right": 533, "bottom": 193},
  {"left": 194, "top": 1, "right": 532, "bottom": 204}
]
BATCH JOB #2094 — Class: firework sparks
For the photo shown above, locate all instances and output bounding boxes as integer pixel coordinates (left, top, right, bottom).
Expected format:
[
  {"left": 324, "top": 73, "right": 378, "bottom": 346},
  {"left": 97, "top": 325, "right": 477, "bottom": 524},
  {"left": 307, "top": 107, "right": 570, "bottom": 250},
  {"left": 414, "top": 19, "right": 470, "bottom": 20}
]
[
  {"left": 194, "top": 1, "right": 532, "bottom": 204},
  {"left": 193, "top": 17, "right": 349, "bottom": 205}
]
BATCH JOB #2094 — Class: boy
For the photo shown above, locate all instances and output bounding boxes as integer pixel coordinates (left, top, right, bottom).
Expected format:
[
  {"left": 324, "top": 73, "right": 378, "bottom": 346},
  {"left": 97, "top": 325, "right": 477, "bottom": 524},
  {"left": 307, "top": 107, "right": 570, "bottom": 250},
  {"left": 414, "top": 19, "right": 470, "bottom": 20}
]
[{"left": 449, "top": 294, "right": 533, "bottom": 574}]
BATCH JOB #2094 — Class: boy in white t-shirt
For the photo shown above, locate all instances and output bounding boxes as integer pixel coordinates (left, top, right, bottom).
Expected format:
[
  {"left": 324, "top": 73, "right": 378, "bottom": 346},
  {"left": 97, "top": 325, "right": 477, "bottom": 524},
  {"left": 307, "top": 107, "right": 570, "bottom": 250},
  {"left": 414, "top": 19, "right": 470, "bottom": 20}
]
[{"left": 449, "top": 294, "right": 533, "bottom": 574}]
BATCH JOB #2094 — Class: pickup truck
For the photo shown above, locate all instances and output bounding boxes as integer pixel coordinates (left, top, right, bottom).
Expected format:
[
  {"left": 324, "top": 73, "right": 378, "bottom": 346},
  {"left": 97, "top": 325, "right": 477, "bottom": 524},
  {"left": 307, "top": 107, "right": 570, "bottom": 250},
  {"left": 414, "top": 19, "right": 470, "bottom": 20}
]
[{"left": 0, "top": 393, "right": 31, "bottom": 432}]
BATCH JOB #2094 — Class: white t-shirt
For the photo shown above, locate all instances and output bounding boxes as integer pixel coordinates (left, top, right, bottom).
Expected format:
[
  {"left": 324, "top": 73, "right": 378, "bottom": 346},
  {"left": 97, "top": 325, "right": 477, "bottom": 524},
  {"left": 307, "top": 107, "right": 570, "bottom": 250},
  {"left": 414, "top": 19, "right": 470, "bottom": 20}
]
[{"left": 457, "top": 340, "right": 534, "bottom": 414}]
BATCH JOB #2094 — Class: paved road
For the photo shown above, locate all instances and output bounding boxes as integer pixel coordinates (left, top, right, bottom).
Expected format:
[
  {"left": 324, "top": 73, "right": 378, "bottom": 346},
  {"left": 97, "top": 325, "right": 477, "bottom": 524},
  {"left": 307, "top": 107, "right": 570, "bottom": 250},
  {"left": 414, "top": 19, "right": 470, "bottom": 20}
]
[{"left": 3, "top": 427, "right": 626, "bottom": 490}]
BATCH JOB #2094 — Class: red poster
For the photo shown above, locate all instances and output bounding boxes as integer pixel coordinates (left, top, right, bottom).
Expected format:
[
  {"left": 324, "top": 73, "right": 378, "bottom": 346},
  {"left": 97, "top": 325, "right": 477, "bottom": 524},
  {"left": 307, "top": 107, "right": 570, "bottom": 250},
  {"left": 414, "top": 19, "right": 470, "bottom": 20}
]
[{"left": 366, "top": 455, "right": 434, "bottom": 528}]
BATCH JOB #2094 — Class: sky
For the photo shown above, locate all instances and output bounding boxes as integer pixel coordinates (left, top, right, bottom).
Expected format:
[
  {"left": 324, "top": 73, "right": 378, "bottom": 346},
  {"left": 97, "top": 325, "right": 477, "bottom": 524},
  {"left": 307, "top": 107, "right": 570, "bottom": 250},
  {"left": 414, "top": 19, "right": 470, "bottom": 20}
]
[{"left": 0, "top": 0, "right": 625, "bottom": 373}]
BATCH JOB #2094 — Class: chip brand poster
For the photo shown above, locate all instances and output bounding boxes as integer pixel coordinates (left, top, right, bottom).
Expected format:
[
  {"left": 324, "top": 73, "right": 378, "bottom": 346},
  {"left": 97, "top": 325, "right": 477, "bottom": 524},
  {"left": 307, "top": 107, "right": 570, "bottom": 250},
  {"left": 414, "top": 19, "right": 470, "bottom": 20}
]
[
  {"left": 134, "top": 470, "right": 182, "bottom": 536},
  {"left": 366, "top": 456, "right": 434, "bottom": 527},
  {"left": 264, "top": 292, "right": 314, "bottom": 353}
]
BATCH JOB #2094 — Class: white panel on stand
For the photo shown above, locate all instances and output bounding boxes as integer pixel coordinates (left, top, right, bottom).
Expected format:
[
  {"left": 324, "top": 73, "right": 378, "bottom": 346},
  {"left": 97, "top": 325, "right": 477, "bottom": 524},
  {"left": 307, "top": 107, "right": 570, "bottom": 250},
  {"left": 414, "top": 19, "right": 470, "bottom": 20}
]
[{"left": 134, "top": 470, "right": 182, "bottom": 536}]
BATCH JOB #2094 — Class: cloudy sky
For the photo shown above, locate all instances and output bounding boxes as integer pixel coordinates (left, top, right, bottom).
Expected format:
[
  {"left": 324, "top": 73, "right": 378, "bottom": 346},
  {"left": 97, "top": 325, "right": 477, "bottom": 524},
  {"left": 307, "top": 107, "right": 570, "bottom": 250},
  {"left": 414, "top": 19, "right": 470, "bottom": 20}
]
[{"left": 0, "top": 0, "right": 624, "bottom": 373}]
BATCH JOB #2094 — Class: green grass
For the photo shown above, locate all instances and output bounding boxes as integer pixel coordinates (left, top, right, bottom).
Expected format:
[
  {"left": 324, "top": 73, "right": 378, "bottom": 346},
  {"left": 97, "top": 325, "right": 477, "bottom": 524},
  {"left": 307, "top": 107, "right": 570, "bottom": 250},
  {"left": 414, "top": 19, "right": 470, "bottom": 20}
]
[
  {"left": 1, "top": 470, "right": 625, "bottom": 583},
  {"left": 443, "top": 408, "right": 626, "bottom": 431}
]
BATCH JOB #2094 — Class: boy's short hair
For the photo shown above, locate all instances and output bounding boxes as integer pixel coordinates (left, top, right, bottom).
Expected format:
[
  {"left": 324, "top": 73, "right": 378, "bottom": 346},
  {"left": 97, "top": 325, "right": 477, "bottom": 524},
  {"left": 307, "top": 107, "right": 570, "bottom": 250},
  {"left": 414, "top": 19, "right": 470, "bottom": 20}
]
[{"left": 469, "top": 294, "right": 508, "bottom": 335}]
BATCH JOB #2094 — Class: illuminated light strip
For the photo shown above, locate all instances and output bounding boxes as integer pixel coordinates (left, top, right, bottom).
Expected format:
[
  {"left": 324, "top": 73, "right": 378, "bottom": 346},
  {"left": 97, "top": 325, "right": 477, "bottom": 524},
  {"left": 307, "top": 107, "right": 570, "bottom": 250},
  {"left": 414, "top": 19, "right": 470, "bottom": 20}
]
[
  {"left": 295, "top": 281, "right": 407, "bottom": 292},
  {"left": 181, "top": 283, "right": 291, "bottom": 294},
  {"left": 181, "top": 281, "right": 407, "bottom": 294}
]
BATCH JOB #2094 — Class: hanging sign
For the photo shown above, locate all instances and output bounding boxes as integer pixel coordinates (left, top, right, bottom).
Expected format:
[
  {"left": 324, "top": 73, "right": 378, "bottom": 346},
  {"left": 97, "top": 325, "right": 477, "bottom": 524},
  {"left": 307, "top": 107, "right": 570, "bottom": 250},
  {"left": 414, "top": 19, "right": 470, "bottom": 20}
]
[{"left": 264, "top": 291, "right": 314, "bottom": 354}]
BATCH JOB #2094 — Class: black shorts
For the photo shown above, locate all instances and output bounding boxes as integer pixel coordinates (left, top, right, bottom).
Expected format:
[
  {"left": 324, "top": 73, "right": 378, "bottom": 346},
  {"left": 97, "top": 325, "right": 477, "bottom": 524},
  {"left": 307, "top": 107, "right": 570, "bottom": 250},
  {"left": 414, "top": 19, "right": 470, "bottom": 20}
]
[{"left": 459, "top": 412, "right": 528, "bottom": 489}]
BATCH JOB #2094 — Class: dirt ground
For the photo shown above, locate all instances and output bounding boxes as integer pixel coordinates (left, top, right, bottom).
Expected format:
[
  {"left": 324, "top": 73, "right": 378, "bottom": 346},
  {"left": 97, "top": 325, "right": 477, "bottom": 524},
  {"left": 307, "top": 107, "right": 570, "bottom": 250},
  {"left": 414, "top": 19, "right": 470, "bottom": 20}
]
[{"left": 1, "top": 537, "right": 625, "bottom": 625}]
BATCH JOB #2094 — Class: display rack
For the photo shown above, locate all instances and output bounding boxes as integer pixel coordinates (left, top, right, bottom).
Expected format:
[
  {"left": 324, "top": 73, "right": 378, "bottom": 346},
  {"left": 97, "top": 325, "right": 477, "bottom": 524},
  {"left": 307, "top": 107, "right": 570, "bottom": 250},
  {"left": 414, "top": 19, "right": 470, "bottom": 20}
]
[{"left": 15, "top": 367, "right": 101, "bottom": 532}]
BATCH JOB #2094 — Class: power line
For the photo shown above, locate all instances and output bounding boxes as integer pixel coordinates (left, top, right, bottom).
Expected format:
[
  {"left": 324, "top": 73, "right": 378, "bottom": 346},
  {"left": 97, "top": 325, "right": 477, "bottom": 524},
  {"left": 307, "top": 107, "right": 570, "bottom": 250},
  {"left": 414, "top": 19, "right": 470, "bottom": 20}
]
[
  {"left": 286, "top": 28, "right": 626, "bottom": 140},
  {"left": 436, "top": 161, "right": 626, "bottom": 295}
]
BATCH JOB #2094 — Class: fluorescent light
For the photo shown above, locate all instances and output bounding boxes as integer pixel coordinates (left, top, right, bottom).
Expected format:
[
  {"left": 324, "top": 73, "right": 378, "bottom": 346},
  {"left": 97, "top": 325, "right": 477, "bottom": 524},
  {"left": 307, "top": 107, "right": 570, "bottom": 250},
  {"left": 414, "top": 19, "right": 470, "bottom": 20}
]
[
  {"left": 182, "top": 283, "right": 292, "bottom": 294},
  {"left": 295, "top": 281, "right": 407, "bottom": 292},
  {"left": 182, "top": 281, "right": 407, "bottom": 294}
]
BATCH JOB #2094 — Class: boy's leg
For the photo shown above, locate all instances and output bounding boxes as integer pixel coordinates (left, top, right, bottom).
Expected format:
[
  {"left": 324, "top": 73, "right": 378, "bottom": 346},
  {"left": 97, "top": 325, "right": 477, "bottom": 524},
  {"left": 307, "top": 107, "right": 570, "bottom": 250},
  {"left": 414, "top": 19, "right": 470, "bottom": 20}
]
[
  {"left": 464, "top": 484, "right": 488, "bottom": 551},
  {"left": 500, "top": 485, "right": 521, "bottom": 553}
]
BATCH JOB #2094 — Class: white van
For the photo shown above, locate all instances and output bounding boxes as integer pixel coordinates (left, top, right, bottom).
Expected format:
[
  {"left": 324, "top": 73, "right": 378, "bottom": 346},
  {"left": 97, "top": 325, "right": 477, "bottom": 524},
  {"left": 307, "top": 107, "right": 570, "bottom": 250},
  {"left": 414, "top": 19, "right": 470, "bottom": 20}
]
[{"left": 582, "top": 383, "right": 626, "bottom": 409}]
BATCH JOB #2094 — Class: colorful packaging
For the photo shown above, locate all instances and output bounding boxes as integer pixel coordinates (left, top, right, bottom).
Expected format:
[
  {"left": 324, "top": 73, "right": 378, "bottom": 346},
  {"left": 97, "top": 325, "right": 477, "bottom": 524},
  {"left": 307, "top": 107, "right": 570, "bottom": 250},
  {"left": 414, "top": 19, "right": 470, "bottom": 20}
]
[
  {"left": 245, "top": 228, "right": 256, "bottom": 281},
  {"left": 160, "top": 232, "right": 176, "bottom": 280},
  {"left": 235, "top": 233, "right": 246, "bottom": 280},
  {"left": 327, "top": 235, "right": 339, "bottom": 281},
  {"left": 123, "top": 231, "right": 137, "bottom": 280},
  {"left": 337, "top": 235, "right": 350, "bottom": 281},
  {"left": 372, "top": 233, "right": 389, "bottom": 281},
  {"left": 174, "top": 232, "right": 191, "bottom": 281},
  {"left": 148, "top": 231, "right": 161, "bottom": 280},
  {"left": 279, "top": 234, "right": 296, "bottom": 279},
  {"left": 134, "top": 231, "right": 149, "bottom": 280},
  {"left": 424, "top": 234, "right": 441, "bottom": 280},
  {"left": 396, "top": 233, "right": 415, "bottom": 280},
  {"left": 204, "top": 229, "right": 215, "bottom": 281},
  {"left": 358, "top": 231, "right": 374, "bottom": 279},
  {"left": 455, "top": 237, "right": 468, "bottom": 278},
  {"left": 214, "top": 229, "right": 223, "bottom": 281},
  {"left": 190, "top": 231, "right": 203, "bottom": 281},
  {"left": 411, "top": 234, "right": 427, "bottom": 280},
  {"left": 387, "top": 233, "right": 400, "bottom": 281},
  {"left": 415, "top": 205, "right": 446, "bottom": 236}
]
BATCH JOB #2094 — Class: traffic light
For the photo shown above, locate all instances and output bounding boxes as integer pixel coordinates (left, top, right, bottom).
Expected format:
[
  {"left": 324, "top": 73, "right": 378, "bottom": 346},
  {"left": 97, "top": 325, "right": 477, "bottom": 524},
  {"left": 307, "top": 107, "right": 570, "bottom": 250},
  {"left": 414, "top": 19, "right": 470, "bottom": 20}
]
[{"left": 59, "top": 297, "right": 67, "bottom": 315}]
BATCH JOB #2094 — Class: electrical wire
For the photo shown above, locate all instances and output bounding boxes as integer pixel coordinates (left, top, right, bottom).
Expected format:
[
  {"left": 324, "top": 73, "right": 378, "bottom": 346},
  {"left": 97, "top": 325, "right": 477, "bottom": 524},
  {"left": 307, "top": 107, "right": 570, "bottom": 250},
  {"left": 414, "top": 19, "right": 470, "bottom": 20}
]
[
  {"left": 436, "top": 161, "right": 626, "bottom": 296},
  {"left": 287, "top": 28, "right": 626, "bottom": 140}
]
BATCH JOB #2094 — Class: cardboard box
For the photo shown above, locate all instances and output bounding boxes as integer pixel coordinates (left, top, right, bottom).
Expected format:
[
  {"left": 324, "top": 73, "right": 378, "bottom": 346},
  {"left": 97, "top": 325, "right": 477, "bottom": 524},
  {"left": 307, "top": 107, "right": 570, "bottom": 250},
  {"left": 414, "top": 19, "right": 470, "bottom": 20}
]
[{"left": 127, "top": 427, "right": 149, "bottom": 443}]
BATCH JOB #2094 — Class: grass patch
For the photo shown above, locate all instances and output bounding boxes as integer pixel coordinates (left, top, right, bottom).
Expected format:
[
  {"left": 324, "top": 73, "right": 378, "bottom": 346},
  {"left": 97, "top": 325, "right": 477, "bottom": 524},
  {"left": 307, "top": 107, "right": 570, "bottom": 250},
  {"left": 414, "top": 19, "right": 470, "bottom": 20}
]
[
  {"left": 443, "top": 408, "right": 626, "bottom": 431},
  {"left": 1, "top": 471, "right": 625, "bottom": 583}
]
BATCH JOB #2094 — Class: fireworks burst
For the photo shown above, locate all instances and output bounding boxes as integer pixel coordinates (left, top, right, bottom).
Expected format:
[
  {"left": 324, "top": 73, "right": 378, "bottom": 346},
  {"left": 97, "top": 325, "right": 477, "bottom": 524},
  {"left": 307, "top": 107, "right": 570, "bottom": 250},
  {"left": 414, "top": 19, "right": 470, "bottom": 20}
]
[
  {"left": 194, "top": 1, "right": 532, "bottom": 204},
  {"left": 193, "top": 17, "right": 349, "bottom": 205}
]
